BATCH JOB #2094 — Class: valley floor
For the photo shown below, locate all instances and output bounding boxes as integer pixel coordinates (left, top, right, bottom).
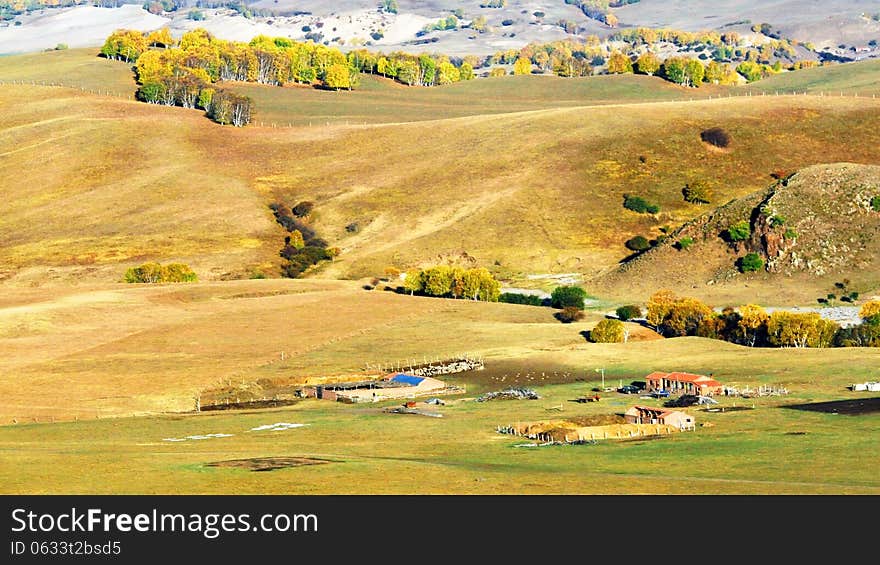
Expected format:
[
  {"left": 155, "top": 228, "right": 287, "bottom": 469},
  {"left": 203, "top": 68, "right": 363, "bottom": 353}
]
[{"left": 0, "top": 279, "right": 878, "bottom": 494}]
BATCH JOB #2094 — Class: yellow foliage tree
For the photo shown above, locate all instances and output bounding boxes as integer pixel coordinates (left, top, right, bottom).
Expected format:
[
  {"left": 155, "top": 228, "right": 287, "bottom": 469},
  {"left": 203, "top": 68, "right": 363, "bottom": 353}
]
[
  {"left": 146, "top": 28, "right": 174, "bottom": 48},
  {"left": 636, "top": 52, "right": 660, "bottom": 76},
  {"left": 513, "top": 57, "right": 532, "bottom": 75},
  {"left": 738, "top": 304, "right": 769, "bottom": 346},
  {"left": 590, "top": 319, "right": 625, "bottom": 343},
  {"left": 860, "top": 300, "right": 880, "bottom": 320},
  {"left": 646, "top": 290, "right": 677, "bottom": 329},
  {"left": 607, "top": 51, "right": 633, "bottom": 74}
]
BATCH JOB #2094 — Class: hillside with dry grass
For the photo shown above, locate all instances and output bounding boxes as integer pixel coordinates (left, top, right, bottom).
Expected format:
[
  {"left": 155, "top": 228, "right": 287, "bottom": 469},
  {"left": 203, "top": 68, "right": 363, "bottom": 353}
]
[
  {"left": 597, "top": 163, "right": 880, "bottom": 303},
  {"left": 2, "top": 49, "right": 880, "bottom": 303}
]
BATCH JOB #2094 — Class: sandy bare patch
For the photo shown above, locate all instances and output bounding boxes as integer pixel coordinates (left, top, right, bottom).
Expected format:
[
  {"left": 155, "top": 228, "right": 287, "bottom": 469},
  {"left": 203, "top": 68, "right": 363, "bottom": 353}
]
[{"left": 0, "top": 6, "right": 167, "bottom": 55}]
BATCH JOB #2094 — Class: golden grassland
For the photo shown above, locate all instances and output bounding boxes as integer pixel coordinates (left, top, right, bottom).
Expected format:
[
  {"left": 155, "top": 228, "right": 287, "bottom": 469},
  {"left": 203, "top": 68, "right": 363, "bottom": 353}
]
[
  {"left": 2, "top": 54, "right": 880, "bottom": 304},
  {"left": 0, "top": 285, "right": 878, "bottom": 494},
  {"left": 0, "top": 278, "right": 878, "bottom": 494},
  {"left": 1, "top": 51, "right": 880, "bottom": 494},
  {"left": 0, "top": 278, "right": 612, "bottom": 422}
]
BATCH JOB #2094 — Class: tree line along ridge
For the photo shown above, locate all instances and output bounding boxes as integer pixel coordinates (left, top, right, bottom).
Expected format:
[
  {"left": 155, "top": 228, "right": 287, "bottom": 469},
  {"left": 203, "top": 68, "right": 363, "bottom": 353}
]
[{"left": 100, "top": 22, "right": 835, "bottom": 127}]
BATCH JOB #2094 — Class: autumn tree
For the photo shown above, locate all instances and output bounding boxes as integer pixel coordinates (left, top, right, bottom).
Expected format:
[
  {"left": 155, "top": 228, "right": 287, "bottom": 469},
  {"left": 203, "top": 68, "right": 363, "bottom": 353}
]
[
  {"left": 325, "top": 63, "right": 352, "bottom": 90},
  {"left": 606, "top": 51, "right": 633, "bottom": 74},
  {"left": 590, "top": 318, "right": 625, "bottom": 343},
  {"left": 767, "top": 312, "right": 838, "bottom": 348},
  {"left": 146, "top": 27, "right": 174, "bottom": 48},
  {"left": 662, "top": 56, "right": 687, "bottom": 85},
  {"left": 100, "top": 29, "right": 148, "bottom": 62},
  {"left": 684, "top": 59, "right": 705, "bottom": 87},
  {"left": 123, "top": 262, "right": 197, "bottom": 283},
  {"left": 646, "top": 290, "right": 677, "bottom": 330},
  {"left": 208, "top": 89, "right": 252, "bottom": 127},
  {"left": 437, "top": 60, "right": 461, "bottom": 84},
  {"left": 662, "top": 297, "right": 714, "bottom": 337},
  {"left": 513, "top": 57, "right": 532, "bottom": 75},
  {"left": 459, "top": 62, "right": 475, "bottom": 80},
  {"left": 860, "top": 300, "right": 880, "bottom": 321},
  {"left": 635, "top": 52, "right": 660, "bottom": 76},
  {"left": 737, "top": 304, "right": 769, "bottom": 346},
  {"left": 551, "top": 286, "right": 587, "bottom": 309},
  {"left": 286, "top": 229, "right": 305, "bottom": 249},
  {"left": 403, "top": 270, "right": 423, "bottom": 295}
]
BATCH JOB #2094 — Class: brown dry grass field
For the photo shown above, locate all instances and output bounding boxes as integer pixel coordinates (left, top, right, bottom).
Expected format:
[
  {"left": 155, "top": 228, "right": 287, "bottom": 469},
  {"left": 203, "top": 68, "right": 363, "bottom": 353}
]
[
  {"left": 1, "top": 50, "right": 880, "bottom": 494},
  {"left": 0, "top": 278, "right": 878, "bottom": 494},
  {"left": 0, "top": 278, "right": 630, "bottom": 423},
  {"left": 2, "top": 50, "right": 880, "bottom": 305}
]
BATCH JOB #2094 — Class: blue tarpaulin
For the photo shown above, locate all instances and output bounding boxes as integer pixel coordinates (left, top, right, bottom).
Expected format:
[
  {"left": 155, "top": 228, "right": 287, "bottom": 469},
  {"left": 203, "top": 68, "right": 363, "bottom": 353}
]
[{"left": 389, "top": 374, "right": 425, "bottom": 386}]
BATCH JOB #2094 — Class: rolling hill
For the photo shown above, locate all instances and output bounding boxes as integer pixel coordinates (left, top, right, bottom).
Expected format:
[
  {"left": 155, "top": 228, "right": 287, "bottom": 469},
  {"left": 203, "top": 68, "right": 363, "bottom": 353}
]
[
  {"left": 596, "top": 163, "right": 880, "bottom": 303},
  {"left": 1, "top": 49, "right": 880, "bottom": 304}
]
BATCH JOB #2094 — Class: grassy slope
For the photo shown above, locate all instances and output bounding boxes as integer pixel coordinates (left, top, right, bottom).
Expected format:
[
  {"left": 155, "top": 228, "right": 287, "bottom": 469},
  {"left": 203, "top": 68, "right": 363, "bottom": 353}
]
[
  {"left": 3, "top": 78, "right": 880, "bottom": 300},
  {"left": 2, "top": 51, "right": 880, "bottom": 493},
  {"left": 0, "top": 84, "right": 282, "bottom": 284},
  {"left": 0, "top": 48, "right": 136, "bottom": 97},
  {"left": 746, "top": 59, "right": 880, "bottom": 95},
  {"left": 596, "top": 163, "right": 880, "bottom": 303},
  {"left": 0, "top": 279, "right": 617, "bottom": 422},
  {"left": 231, "top": 72, "right": 713, "bottom": 126}
]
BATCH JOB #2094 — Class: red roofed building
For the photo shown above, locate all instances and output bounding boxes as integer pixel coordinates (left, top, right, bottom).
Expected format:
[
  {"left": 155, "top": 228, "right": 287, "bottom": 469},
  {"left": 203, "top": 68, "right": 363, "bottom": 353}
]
[
  {"left": 645, "top": 371, "right": 723, "bottom": 396},
  {"left": 625, "top": 406, "right": 695, "bottom": 430}
]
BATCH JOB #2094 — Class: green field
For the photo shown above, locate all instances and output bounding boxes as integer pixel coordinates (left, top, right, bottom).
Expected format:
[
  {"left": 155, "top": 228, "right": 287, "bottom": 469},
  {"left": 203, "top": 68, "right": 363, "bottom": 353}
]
[
  {"left": 747, "top": 59, "right": 880, "bottom": 95},
  {"left": 1, "top": 338, "right": 878, "bottom": 494}
]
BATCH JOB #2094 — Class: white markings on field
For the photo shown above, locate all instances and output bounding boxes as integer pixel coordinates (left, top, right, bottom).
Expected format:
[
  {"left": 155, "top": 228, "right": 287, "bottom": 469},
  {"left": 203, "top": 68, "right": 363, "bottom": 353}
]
[
  {"left": 160, "top": 423, "right": 308, "bottom": 443},
  {"left": 250, "top": 422, "right": 309, "bottom": 432}
]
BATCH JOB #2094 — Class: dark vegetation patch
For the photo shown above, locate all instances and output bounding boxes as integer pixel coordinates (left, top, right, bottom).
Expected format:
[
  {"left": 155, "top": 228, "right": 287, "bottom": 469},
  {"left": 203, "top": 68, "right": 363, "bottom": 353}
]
[
  {"left": 205, "top": 457, "right": 332, "bottom": 472},
  {"left": 269, "top": 202, "right": 335, "bottom": 277},
  {"left": 623, "top": 194, "right": 660, "bottom": 214},
  {"left": 784, "top": 397, "right": 880, "bottom": 416},
  {"left": 700, "top": 126, "right": 731, "bottom": 148},
  {"left": 499, "top": 293, "right": 548, "bottom": 306}
]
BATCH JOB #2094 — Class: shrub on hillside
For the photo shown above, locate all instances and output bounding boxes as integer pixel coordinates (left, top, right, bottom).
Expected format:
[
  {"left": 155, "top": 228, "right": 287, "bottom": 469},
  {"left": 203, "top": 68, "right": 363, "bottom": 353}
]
[
  {"left": 623, "top": 194, "right": 660, "bottom": 214},
  {"left": 682, "top": 181, "right": 712, "bottom": 204},
  {"left": 590, "top": 318, "right": 625, "bottom": 343},
  {"left": 700, "top": 127, "right": 731, "bottom": 148},
  {"left": 676, "top": 237, "right": 695, "bottom": 250},
  {"left": 615, "top": 304, "right": 643, "bottom": 321},
  {"left": 726, "top": 220, "right": 751, "bottom": 242},
  {"left": 556, "top": 306, "right": 585, "bottom": 323},
  {"left": 738, "top": 253, "right": 764, "bottom": 273},
  {"left": 871, "top": 196, "right": 880, "bottom": 212},
  {"left": 625, "top": 235, "right": 651, "bottom": 252},
  {"left": 500, "top": 293, "right": 546, "bottom": 306},
  {"left": 551, "top": 286, "right": 587, "bottom": 309},
  {"left": 124, "top": 262, "right": 197, "bottom": 283},
  {"left": 292, "top": 201, "right": 315, "bottom": 217}
]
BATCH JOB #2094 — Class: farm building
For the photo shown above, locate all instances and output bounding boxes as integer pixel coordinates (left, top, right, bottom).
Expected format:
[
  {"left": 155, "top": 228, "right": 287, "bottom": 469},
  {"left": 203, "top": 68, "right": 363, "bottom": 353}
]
[
  {"left": 645, "top": 371, "right": 723, "bottom": 396},
  {"left": 624, "top": 406, "right": 696, "bottom": 431},
  {"left": 303, "top": 373, "right": 453, "bottom": 403}
]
